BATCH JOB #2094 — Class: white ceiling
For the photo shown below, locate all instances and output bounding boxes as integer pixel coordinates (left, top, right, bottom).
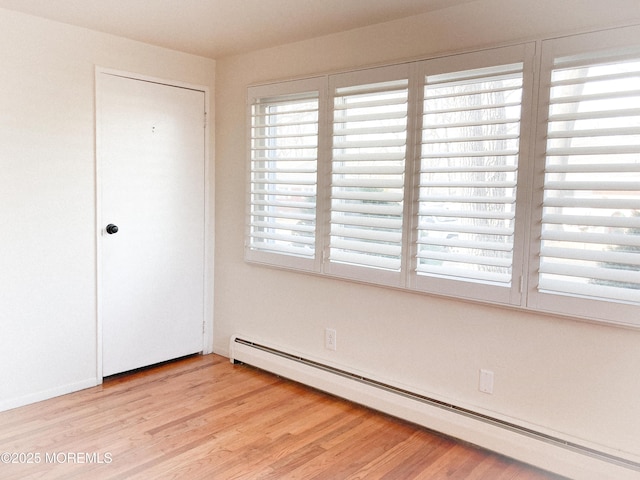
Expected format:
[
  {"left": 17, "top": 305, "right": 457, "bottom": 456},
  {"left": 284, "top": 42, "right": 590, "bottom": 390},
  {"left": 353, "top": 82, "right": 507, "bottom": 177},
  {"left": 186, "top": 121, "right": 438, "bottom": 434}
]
[{"left": 0, "top": 0, "right": 477, "bottom": 58}]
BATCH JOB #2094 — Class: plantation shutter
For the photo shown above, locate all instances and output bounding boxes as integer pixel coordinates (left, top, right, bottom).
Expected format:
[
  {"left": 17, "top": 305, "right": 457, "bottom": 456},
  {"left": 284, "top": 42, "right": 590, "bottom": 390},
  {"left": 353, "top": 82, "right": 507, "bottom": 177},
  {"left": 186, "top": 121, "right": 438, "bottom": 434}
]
[
  {"left": 537, "top": 44, "right": 640, "bottom": 304},
  {"left": 416, "top": 62, "right": 525, "bottom": 289},
  {"left": 246, "top": 80, "right": 323, "bottom": 270},
  {"left": 327, "top": 67, "right": 409, "bottom": 284}
]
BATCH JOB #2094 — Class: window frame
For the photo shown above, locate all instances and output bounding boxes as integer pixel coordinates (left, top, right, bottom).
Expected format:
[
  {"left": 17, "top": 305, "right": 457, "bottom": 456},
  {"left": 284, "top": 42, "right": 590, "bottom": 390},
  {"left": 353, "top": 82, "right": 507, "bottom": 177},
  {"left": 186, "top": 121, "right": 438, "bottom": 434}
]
[
  {"left": 409, "top": 44, "right": 536, "bottom": 306},
  {"left": 245, "top": 77, "right": 328, "bottom": 273},
  {"left": 527, "top": 25, "right": 640, "bottom": 327},
  {"left": 324, "top": 64, "right": 414, "bottom": 288}
]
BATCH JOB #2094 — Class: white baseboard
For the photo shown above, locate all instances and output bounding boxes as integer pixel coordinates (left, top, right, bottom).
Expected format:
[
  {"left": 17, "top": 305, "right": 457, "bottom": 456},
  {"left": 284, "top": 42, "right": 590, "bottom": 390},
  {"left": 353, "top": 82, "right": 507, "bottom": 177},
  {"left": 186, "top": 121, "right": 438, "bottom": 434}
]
[
  {"left": 230, "top": 335, "right": 640, "bottom": 480},
  {"left": 0, "top": 378, "right": 98, "bottom": 413}
]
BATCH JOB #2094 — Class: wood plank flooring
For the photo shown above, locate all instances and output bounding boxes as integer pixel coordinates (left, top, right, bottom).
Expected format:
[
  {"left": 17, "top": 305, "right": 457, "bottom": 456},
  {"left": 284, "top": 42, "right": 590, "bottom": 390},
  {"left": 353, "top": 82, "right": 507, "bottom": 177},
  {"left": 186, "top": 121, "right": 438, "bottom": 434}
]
[{"left": 0, "top": 354, "right": 566, "bottom": 479}]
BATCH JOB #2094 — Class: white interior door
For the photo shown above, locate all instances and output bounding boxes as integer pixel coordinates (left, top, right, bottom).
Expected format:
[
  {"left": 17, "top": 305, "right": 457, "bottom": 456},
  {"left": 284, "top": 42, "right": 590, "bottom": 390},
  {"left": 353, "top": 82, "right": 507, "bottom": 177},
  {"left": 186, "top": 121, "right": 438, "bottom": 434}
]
[{"left": 98, "top": 72, "right": 205, "bottom": 377}]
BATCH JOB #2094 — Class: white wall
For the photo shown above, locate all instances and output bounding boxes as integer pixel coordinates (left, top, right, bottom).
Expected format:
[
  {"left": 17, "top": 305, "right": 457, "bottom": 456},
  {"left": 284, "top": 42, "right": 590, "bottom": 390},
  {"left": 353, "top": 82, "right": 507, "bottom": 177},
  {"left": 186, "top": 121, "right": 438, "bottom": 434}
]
[
  {"left": 214, "top": 0, "right": 640, "bottom": 468},
  {"left": 0, "top": 8, "right": 215, "bottom": 410}
]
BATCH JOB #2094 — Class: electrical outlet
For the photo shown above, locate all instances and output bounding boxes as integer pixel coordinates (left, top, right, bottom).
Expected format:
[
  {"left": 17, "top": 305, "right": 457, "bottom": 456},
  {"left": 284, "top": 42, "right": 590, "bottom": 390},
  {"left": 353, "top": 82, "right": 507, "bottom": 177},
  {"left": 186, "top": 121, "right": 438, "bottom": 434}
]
[
  {"left": 479, "top": 369, "right": 494, "bottom": 394},
  {"left": 325, "top": 328, "right": 337, "bottom": 351}
]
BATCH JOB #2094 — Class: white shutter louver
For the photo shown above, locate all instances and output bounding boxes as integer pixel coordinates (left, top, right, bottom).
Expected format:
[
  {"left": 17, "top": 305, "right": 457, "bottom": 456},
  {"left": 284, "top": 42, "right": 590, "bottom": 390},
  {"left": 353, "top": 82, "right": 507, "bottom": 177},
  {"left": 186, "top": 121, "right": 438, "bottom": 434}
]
[
  {"left": 329, "top": 77, "right": 409, "bottom": 274},
  {"left": 417, "top": 63, "right": 524, "bottom": 286},
  {"left": 539, "top": 48, "right": 640, "bottom": 303},
  {"left": 248, "top": 90, "right": 319, "bottom": 263}
]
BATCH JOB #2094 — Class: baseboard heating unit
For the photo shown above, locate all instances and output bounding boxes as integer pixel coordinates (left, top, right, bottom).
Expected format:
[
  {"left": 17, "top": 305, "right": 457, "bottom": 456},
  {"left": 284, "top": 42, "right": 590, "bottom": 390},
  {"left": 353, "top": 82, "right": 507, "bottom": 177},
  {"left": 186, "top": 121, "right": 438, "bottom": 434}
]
[{"left": 229, "top": 335, "right": 640, "bottom": 480}]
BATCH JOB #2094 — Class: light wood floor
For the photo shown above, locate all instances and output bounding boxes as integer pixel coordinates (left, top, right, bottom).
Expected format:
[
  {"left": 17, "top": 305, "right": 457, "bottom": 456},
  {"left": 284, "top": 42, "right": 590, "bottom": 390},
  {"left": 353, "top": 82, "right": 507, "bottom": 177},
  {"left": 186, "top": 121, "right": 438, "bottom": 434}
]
[{"left": 0, "top": 354, "right": 566, "bottom": 479}]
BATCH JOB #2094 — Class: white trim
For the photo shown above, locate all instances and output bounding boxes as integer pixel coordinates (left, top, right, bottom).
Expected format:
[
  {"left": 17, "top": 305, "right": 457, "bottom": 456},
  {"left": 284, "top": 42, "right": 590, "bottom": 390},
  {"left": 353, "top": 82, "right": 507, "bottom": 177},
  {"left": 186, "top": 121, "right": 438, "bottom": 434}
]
[
  {"left": 97, "top": 67, "right": 210, "bottom": 94},
  {"left": 202, "top": 80, "right": 214, "bottom": 356}
]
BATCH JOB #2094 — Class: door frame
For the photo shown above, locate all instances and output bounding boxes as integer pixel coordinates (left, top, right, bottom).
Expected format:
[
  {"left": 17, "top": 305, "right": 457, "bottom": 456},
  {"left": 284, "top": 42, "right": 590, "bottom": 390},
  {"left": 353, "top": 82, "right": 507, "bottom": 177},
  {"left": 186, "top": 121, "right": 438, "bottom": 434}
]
[{"left": 95, "top": 67, "right": 213, "bottom": 382}]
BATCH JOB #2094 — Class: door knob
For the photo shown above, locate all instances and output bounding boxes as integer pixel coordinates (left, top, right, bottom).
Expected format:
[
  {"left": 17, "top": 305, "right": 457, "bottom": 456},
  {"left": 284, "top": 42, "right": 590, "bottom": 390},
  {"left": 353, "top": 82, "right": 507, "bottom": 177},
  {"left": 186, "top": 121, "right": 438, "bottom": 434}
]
[{"left": 106, "top": 224, "right": 119, "bottom": 235}]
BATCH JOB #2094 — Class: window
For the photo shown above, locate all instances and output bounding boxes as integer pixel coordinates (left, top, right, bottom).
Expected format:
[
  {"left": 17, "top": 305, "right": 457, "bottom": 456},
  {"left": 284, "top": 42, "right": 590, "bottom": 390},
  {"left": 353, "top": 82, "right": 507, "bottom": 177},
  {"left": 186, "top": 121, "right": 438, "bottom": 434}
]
[
  {"left": 246, "top": 78, "right": 324, "bottom": 271},
  {"left": 326, "top": 66, "right": 410, "bottom": 286},
  {"left": 529, "top": 26, "right": 640, "bottom": 324},
  {"left": 247, "top": 25, "right": 640, "bottom": 327},
  {"left": 413, "top": 46, "right": 533, "bottom": 305}
]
